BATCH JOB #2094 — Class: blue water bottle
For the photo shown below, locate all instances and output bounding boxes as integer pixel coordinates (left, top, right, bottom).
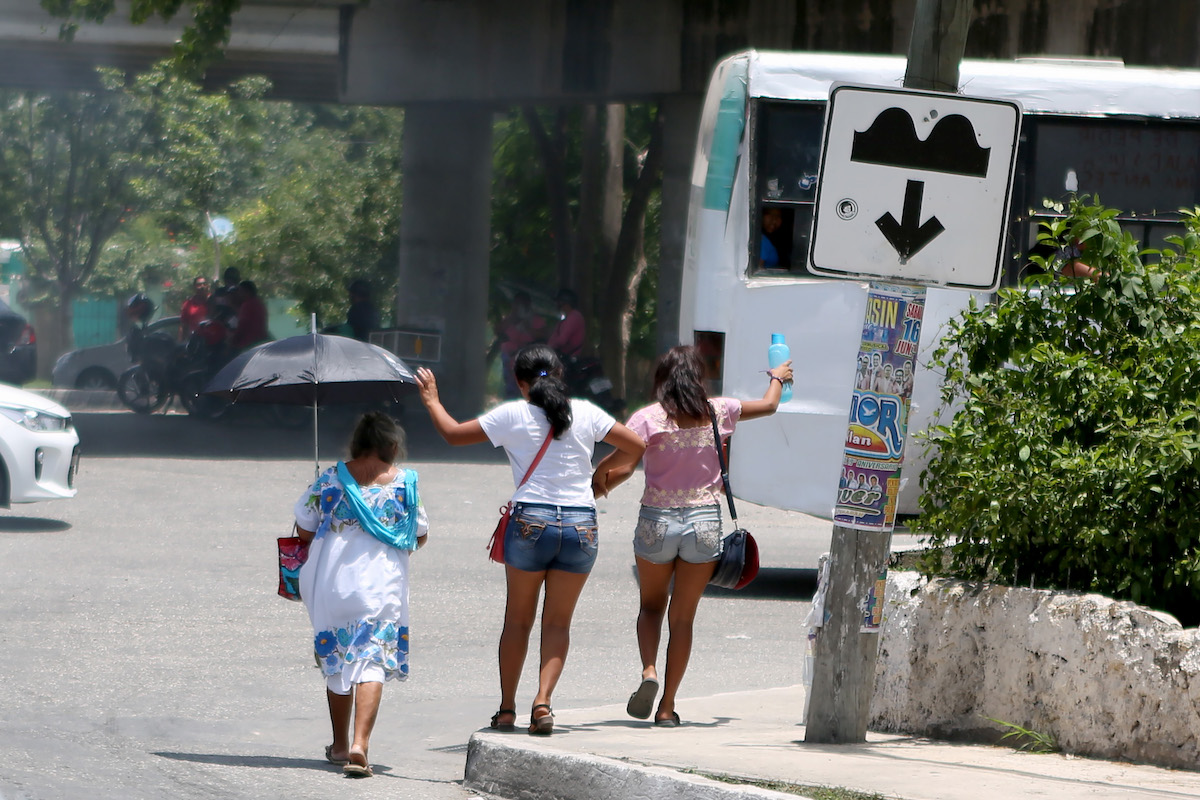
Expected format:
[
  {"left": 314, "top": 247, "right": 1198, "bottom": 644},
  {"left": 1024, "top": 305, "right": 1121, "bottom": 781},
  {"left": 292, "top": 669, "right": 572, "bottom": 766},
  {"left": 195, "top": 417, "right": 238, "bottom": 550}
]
[{"left": 768, "top": 333, "right": 792, "bottom": 403}]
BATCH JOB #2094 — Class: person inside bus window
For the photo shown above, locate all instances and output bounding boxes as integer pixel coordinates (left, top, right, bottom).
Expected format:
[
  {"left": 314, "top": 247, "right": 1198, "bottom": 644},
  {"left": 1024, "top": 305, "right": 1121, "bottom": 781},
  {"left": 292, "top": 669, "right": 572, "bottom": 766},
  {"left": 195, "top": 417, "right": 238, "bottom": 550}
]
[{"left": 759, "top": 207, "right": 786, "bottom": 268}]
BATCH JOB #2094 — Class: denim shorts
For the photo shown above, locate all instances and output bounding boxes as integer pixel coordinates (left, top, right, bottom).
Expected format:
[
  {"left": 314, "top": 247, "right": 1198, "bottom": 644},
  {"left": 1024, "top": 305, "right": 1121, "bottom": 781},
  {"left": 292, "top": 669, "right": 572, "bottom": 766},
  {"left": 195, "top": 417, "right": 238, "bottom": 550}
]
[
  {"left": 504, "top": 503, "right": 599, "bottom": 574},
  {"left": 632, "top": 504, "right": 723, "bottom": 564}
]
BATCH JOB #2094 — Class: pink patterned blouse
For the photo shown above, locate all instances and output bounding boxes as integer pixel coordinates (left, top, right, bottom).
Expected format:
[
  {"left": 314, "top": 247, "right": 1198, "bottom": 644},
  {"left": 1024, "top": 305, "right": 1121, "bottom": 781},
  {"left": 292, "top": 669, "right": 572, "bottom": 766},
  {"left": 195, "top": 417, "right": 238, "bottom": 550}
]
[{"left": 626, "top": 397, "right": 742, "bottom": 508}]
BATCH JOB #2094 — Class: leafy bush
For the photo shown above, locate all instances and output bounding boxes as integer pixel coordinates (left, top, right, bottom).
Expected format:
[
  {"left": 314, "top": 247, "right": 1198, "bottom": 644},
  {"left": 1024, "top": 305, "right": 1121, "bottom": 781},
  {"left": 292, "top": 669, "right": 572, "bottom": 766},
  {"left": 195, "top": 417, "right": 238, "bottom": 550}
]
[{"left": 916, "top": 198, "right": 1200, "bottom": 626}]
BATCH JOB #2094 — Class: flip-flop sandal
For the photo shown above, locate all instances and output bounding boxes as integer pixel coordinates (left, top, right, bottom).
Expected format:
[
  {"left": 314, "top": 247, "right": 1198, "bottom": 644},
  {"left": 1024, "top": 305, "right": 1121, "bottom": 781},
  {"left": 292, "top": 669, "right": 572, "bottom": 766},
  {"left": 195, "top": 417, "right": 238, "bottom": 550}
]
[
  {"left": 626, "top": 677, "right": 660, "bottom": 719},
  {"left": 529, "top": 704, "right": 554, "bottom": 735},
  {"left": 343, "top": 748, "right": 372, "bottom": 778},
  {"left": 654, "top": 711, "right": 682, "bottom": 728},
  {"left": 324, "top": 745, "right": 349, "bottom": 765},
  {"left": 490, "top": 708, "right": 517, "bottom": 732}
]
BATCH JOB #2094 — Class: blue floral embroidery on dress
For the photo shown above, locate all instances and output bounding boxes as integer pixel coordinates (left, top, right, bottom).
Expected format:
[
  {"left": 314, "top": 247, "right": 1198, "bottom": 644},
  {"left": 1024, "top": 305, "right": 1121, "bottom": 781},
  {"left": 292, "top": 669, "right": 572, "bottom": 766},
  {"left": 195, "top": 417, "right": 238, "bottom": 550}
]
[
  {"left": 315, "top": 631, "right": 337, "bottom": 657},
  {"left": 319, "top": 486, "right": 342, "bottom": 513},
  {"left": 312, "top": 621, "right": 410, "bottom": 681}
]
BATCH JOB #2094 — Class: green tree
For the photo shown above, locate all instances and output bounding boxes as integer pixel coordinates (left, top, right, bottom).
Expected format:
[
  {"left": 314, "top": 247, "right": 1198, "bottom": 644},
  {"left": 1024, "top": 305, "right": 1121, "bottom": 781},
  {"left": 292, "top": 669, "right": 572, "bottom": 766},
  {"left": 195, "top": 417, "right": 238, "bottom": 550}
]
[
  {"left": 917, "top": 198, "right": 1200, "bottom": 625},
  {"left": 41, "top": 0, "right": 240, "bottom": 76},
  {"left": 225, "top": 105, "right": 404, "bottom": 329},
  {"left": 0, "top": 69, "right": 167, "bottom": 366},
  {"left": 494, "top": 103, "right": 662, "bottom": 399},
  {"left": 0, "top": 66, "right": 284, "bottom": 370}
]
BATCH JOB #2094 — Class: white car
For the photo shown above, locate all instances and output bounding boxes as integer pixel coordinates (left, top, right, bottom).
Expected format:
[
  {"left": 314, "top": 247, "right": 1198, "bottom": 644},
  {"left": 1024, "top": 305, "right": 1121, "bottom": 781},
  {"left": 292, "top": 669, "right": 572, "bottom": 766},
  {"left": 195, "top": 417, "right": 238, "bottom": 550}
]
[
  {"left": 52, "top": 316, "right": 180, "bottom": 390},
  {"left": 0, "top": 384, "right": 79, "bottom": 507}
]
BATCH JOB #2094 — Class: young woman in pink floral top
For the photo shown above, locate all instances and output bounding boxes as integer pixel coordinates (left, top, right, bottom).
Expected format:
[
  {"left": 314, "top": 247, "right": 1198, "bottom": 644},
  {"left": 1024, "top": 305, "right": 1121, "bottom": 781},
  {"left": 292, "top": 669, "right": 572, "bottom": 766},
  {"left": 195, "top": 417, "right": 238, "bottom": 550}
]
[{"left": 592, "top": 345, "right": 792, "bottom": 727}]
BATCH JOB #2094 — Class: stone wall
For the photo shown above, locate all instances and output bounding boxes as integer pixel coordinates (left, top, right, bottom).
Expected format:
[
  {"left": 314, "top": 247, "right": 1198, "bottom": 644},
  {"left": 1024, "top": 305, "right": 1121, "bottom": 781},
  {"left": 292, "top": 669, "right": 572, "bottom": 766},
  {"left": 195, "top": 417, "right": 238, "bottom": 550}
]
[{"left": 870, "top": 572, "right": 1200, "bottom": 770}]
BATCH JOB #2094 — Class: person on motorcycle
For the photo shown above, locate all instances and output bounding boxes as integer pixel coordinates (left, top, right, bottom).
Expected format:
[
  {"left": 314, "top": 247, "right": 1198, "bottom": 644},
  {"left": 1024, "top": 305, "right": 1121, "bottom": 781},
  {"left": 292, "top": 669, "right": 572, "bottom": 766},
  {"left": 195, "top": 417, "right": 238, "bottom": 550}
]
[
  {"left": 179, "top": 276, "right": 211, "bottom": 341},
  {"left": 547, "top": 289, "right": 585, "bottom": 359},
  {"left": 188, "top": 297, "right": 236, "bottom": 373},
  {"left": 123, "top": 293, "right": 156, "bottom": 359},
  {"left": 498, "top": 291, "right": 546, "bottom": 398},
  {"left": 232, "top": 280, "right": 271, "bottom": 350}
]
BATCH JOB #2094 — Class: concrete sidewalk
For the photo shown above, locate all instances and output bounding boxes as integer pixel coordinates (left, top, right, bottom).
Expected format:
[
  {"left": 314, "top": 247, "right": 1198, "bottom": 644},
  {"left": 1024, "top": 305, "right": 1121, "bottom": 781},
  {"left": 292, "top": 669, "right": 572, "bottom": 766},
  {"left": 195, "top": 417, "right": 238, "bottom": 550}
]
[{"left": 464, "top": 685, "right": 1200, "bottom": 800}]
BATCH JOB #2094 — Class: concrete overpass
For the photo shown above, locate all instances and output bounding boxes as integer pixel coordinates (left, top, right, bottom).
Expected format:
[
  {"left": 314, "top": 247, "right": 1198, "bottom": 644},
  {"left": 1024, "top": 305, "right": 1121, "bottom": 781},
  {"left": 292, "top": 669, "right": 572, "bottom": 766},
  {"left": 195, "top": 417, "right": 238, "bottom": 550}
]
[{"left": 1, "top": 0, "right": 1197, "bottom": 415}]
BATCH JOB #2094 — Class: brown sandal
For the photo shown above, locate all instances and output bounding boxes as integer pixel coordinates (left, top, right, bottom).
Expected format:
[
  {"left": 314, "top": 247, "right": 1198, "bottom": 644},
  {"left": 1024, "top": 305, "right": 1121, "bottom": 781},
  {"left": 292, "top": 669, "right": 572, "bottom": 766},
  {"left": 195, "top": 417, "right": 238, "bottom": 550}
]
[
  {"left": 343, "top": 747, "right": 372, "bottom": 778},
  {"left": 490, "top": 708, "right": 517, "bottom": 732},
  {"left": 529, "top": 703, "right": 554, "bottom": 735}
]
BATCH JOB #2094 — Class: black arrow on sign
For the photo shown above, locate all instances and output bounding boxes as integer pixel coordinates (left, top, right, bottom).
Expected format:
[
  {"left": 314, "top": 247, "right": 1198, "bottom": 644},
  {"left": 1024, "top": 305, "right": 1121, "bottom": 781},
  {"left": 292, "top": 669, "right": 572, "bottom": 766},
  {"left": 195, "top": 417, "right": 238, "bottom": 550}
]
[{"left": 875, "top": 179, "right": 944, "bottom": 263}]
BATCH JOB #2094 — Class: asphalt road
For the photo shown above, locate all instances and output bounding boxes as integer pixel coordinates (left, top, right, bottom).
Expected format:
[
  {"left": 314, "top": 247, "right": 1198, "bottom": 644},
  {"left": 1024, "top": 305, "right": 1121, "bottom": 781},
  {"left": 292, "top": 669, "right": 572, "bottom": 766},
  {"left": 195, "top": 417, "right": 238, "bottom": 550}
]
[{"left": 0, "top": 409, "right": 827, "bottom": 800}]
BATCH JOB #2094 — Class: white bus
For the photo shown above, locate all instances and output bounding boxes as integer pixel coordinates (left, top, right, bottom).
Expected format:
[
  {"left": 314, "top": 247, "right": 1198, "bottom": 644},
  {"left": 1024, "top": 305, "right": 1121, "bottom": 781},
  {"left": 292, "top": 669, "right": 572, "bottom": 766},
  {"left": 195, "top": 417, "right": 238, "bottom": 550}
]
[{"left": 682, "top": 50, "right": 1200, "bottom": 519}]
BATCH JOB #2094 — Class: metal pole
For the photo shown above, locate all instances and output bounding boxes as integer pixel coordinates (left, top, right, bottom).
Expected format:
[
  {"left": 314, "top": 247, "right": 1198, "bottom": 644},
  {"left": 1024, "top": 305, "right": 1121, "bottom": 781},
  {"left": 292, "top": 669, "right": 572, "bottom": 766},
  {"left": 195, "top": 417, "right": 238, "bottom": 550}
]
[
  {"left": 312, "top": 313, "right": 319, "bottom": 481},
  {"left": 804, "top": 0, "right": 972, "bottom": 744}
]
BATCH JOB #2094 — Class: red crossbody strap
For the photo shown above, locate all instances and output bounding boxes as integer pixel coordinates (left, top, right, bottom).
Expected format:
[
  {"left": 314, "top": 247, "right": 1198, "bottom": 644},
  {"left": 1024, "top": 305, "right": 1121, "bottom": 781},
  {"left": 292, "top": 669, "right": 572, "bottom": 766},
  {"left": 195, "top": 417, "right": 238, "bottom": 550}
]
[{"left": 517, "top": 431, "right": 554, "bottom": 488}]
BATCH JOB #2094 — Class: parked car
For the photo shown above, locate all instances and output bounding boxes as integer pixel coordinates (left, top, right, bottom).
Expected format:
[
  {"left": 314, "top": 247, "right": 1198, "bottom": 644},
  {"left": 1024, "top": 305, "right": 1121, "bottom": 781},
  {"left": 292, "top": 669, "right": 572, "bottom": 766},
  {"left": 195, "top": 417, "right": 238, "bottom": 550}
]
[
  {"left": 0, "top": 383, "right": 79, "bottom": 507},
  {"left": 0, "top": 298, "right": 36, "bottom": 386},
  {"left": 52, "top": 316, "right": 180, "bottom": 390}
]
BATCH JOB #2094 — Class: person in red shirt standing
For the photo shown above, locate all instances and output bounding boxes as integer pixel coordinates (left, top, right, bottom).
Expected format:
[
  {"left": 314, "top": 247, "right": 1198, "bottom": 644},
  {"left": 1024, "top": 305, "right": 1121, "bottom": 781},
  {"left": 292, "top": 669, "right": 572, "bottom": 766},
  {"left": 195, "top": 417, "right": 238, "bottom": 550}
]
[
  {"left": 179, "top": 276, "right": 211, "bottom": 341},
  {"left": 232, "top": 280, "right": 271, "bottom": 350},
  {"left": 547, "top": 289, "right": 585, "bottom": 359}
]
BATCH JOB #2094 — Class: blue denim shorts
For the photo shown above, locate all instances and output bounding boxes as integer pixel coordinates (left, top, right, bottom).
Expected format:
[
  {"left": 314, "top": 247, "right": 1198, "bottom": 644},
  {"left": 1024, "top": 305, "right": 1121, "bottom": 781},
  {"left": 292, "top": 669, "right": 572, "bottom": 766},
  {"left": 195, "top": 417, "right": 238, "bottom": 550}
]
[
  {"left": 504, "top": 503, "right": 599, "bottom": 574},
  {"left": 633, "top": 504, "right": 723, "bottom": 564}
]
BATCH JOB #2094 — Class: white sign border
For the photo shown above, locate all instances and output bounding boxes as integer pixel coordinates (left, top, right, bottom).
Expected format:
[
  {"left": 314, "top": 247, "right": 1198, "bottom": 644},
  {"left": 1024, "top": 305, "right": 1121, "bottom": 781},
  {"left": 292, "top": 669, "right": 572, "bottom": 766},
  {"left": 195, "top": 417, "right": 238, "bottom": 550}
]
[{"left": 808, "top": 82, "right": 1023, "bottom": 292}]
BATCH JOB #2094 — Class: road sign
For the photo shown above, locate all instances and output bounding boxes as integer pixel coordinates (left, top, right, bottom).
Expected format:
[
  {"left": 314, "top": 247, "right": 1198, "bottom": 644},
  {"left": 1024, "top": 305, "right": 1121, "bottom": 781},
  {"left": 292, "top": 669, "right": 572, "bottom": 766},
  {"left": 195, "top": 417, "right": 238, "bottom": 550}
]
[{"left": 809, "top": 84, "right": 1021, "bottom": 291}]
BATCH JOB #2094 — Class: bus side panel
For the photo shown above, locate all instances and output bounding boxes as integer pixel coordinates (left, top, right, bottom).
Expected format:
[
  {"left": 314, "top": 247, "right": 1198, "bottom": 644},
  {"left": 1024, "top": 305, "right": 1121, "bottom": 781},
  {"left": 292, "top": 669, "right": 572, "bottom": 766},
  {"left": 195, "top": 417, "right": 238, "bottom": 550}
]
[
  {"left": 725, "top": 280, "right": 867, "bottom": 518},
  {"left": 724, "top": 282, "right": 977, "bottom": 519}
]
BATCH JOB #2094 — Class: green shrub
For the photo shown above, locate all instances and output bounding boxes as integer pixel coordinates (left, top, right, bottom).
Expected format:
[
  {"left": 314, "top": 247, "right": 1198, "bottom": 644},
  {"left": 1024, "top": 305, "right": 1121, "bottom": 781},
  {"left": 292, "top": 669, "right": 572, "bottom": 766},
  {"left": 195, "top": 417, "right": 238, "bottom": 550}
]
[{"left": 916, "top": 198, "right": 1200, "bottom": 626}]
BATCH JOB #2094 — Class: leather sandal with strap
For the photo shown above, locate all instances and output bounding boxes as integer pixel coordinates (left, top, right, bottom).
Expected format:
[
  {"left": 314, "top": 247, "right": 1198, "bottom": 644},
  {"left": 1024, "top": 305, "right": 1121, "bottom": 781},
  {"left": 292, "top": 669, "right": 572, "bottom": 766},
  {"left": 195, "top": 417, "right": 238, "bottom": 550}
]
[
  {"left": 529, "top": 703, "right": 554, "bottom": 735},
  {"left": 490, "top": 708, "right": 517, "bottom": 732}
]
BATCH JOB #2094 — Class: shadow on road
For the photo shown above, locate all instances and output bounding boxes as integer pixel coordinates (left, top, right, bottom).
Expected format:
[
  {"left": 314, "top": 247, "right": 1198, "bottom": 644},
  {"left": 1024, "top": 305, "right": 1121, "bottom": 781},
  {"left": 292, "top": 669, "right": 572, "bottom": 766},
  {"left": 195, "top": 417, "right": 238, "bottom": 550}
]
[
  {"left": 0, "top": 516, "right": 72, "bottom": 533},
  {"left": 628, "top": 564, "right": 817, "bottom": 602},
  {"left": 152, "top": 751, "right": 363, "bottom": 774},
  {"left": 73, "top": 406, "right": 507, "bottom": 464},
  {"left": 705, "top": 567, "right": 819, "bottom": 600}
]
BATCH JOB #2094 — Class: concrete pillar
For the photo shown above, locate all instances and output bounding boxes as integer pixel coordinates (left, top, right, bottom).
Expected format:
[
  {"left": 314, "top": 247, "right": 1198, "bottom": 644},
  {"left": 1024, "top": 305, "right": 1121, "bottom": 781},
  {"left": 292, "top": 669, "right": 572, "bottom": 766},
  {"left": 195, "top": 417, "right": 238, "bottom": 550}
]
[
  {"left": 656, "top": 92, "right": 703, "bottom": 355},
  {"left": 397, "top": 104, "right": 493, "bottom": 419}
]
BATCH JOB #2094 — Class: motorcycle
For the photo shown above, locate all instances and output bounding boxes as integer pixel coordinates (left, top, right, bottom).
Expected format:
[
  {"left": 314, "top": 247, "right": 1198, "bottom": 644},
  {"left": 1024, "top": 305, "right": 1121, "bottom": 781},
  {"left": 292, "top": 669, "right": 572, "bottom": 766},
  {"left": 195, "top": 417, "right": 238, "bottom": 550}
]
[
  {"left": 116, "top": 323, "right": 214, "bottom": 416},
  {"left": 561, "top": 354, "right": 625, "bottom": 418}
]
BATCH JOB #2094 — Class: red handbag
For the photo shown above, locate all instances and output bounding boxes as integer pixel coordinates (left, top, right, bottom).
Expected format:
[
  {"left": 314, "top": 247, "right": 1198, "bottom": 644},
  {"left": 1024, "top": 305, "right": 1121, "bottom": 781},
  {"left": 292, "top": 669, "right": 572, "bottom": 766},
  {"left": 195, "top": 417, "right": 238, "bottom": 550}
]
[
  {"left": 277, "top": 527, "right": 310, "bottom": 601},
  {"left": 488, "top": 432, "right": 553, "bottom": 563}
]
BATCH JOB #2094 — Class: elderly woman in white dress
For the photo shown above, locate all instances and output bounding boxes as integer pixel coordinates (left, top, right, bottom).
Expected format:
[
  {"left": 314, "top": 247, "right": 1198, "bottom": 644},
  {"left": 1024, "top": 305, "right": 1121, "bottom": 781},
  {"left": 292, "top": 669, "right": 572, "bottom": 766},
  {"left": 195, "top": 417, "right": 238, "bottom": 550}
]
[{"left": 294, "top": 412, "right": 428, "bottom": 778}]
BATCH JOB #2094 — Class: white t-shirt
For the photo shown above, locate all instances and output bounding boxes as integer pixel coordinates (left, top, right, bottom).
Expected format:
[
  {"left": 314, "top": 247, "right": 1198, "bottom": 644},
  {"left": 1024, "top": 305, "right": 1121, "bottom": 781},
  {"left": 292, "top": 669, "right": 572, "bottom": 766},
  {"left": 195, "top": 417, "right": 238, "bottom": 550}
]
[{"left": 479, "top": 398, "right": 616, "bottom": 508}]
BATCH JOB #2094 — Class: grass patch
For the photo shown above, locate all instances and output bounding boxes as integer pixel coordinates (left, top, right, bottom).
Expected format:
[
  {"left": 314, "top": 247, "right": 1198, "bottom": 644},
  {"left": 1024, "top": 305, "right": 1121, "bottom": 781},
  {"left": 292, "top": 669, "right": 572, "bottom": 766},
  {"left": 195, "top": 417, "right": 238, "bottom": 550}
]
[{"left": 685, "top": 770, "right": 889, "bottom": 800}]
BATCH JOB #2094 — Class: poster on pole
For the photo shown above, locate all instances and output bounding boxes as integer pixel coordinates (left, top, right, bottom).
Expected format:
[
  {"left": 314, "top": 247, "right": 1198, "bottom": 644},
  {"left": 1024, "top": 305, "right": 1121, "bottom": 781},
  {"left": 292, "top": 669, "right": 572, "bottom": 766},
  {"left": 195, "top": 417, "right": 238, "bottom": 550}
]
[{"left": 833, "top": 283, "right": 926, "bottom": 531}]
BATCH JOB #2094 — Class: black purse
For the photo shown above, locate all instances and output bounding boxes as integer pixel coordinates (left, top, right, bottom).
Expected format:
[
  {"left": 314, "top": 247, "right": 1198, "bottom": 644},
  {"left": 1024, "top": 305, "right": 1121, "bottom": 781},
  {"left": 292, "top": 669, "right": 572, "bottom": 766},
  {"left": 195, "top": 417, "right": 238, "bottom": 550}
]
[{"left": 706, "top": 403, "right": 760, "bottom": 590}]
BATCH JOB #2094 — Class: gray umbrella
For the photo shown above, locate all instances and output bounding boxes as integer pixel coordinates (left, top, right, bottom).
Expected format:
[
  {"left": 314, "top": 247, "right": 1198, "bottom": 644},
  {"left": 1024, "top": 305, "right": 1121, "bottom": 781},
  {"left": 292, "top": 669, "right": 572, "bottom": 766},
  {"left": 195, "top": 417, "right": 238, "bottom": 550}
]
[{"left": 202, "top": 332, "right": 417, "bottom": 475}]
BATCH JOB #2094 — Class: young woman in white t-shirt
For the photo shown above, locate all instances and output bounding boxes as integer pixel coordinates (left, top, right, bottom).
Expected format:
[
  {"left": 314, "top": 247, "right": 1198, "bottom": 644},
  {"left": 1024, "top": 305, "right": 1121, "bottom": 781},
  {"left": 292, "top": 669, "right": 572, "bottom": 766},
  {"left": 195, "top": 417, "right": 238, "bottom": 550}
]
[
  {"left": 415, "top": 344, "right": 644, "bottom": 735},
  {"left": 592, "top": 345, "right": 792, "bottom": 727}
]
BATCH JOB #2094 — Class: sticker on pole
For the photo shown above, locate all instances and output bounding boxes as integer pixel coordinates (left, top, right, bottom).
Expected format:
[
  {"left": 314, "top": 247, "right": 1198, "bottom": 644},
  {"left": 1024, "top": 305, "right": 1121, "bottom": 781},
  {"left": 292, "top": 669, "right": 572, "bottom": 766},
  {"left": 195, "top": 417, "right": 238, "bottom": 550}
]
[
  {"left": 809, "top": 84, "right": 1021, "bottom": 291},
  {"left": 834, "top": 283, "right": 925, "bottom": 532}
]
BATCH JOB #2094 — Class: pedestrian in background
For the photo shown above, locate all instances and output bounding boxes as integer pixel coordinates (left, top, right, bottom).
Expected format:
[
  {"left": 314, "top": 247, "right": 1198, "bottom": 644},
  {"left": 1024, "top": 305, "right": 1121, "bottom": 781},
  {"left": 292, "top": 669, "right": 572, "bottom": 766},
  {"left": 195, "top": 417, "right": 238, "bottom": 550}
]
[
  {"left": 592, "top": 345, "right": 792, "bottom": 727},
  {"left": 414, "top": 344, "right": 644, "bottom": 735},
  {"left": 346, "top": 279, "right": 380, "bottom": 342},
  {"left": 293, "top": 412, "right": 428, "bottom": 777},
  {"left": 179, "top": 276, "right": 210, "bottom": 341}
]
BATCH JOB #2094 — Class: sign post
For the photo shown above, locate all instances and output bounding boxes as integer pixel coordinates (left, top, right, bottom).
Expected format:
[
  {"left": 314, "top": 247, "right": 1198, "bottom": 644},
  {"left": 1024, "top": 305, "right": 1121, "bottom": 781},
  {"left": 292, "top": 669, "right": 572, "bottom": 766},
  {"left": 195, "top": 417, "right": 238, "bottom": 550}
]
[{"left": 803, "top": 85, "right": 1020, "bottom": 743}]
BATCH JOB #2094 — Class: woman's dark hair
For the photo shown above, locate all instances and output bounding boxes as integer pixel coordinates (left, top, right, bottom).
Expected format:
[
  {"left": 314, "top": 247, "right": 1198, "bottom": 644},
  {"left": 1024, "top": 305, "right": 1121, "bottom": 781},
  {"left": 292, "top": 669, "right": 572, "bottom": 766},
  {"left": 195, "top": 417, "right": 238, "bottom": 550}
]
[
  {"left": 654, "top": 346, "right": 709, "bottom": 421},
  {"left": 514, "top": 343, "right": 572, "bottom": 437},
  {"left": 349, "top": 411, "right": 407, "bottom": 462}
]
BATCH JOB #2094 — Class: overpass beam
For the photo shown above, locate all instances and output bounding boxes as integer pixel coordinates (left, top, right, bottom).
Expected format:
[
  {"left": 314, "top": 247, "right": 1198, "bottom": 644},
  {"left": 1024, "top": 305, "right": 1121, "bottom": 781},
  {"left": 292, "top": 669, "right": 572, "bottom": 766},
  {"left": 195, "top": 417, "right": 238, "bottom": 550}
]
[{"left": 397, "top": 104, "right": 493, "bottom": 419}]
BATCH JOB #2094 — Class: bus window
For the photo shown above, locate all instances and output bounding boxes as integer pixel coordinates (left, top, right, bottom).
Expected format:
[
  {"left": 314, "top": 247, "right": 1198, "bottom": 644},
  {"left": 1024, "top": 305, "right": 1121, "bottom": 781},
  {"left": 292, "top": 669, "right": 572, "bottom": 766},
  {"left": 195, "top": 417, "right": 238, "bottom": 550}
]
[
  {"left": 751, "top": 100, "right": 824, "bottom": 276},
  {"left": 1030, "top": 117, "right": 1200, "bottom": 219}
]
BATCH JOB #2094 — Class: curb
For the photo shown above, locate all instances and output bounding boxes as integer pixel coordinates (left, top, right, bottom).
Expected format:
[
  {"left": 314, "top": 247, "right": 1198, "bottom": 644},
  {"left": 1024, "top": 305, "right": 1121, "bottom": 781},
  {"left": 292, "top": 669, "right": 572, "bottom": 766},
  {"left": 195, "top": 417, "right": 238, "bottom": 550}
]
[{"left": 464, "top": 733, "right": 804, "bottom": 800}]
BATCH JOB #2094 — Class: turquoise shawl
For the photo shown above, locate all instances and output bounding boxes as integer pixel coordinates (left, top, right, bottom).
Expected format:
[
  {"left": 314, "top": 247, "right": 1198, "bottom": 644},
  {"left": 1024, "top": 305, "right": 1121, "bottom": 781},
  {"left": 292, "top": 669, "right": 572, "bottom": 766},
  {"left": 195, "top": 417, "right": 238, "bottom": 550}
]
[{"left": 336, "top": 461, "right": 420, "bottom": 551}]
